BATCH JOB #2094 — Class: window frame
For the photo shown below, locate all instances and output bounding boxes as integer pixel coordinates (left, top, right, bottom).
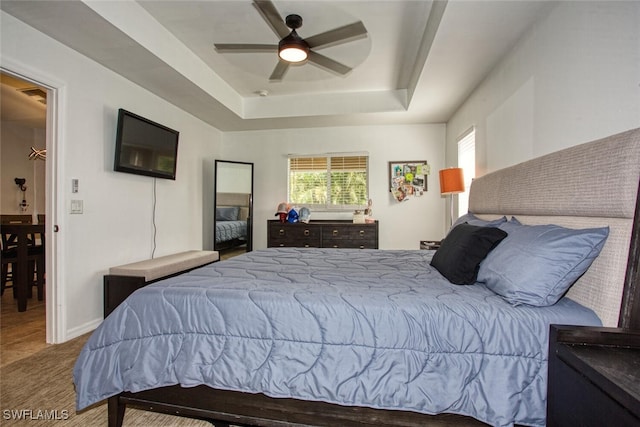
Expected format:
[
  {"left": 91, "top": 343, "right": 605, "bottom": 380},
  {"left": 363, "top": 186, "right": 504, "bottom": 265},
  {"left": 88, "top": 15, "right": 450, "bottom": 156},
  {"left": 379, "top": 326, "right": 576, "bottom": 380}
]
[
  {"left": 287, "top": 152, "right": 370, "bottom": 212},
  {"left": 457, "top": 127, "right": 476, "bottom": 217}
]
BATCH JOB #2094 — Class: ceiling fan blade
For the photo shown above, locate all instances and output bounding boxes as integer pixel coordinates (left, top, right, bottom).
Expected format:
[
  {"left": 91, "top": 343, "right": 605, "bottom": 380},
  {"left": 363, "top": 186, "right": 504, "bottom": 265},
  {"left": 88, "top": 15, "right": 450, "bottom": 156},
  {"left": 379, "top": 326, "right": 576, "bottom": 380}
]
[
  {"left": 305, "top": 21, "right": 367, "bottom": 49},
  {"left": 253, "top": 0, "right": 290, "bottom": 39},
  {"left": 269, "top": 60, "right": 290, "bottom": 81},
  {"left": 307, "top": 51, "right": 351, "bottom": 75},
  {"left": 214, "top": 43, "right": 277, "bottom": 53}
]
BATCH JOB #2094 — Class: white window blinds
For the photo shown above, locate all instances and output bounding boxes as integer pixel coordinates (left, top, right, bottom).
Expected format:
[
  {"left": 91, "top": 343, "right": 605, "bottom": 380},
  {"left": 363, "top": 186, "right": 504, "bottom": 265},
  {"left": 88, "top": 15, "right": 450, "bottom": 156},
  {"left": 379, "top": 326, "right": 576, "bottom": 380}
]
[
  {"left": 288, "top": 153, "right": 369, "bottom": 210},
  {"left": 457, "top": 127, "right": 476, "bottom": 217}
]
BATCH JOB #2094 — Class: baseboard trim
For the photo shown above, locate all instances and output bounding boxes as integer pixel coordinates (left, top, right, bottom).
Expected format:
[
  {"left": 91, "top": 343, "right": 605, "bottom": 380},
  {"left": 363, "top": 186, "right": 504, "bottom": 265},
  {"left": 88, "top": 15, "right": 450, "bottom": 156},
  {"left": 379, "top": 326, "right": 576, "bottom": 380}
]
[{"left": 64, "top": 318, "right": 101, "bottom": 343}]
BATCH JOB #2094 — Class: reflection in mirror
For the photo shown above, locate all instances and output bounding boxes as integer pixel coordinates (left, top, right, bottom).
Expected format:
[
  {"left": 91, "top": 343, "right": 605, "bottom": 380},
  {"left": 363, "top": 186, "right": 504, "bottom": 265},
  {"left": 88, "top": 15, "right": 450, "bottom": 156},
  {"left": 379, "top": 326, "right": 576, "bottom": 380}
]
[{"left": 214, "top": 160, "right": 253, "bottom": 257}]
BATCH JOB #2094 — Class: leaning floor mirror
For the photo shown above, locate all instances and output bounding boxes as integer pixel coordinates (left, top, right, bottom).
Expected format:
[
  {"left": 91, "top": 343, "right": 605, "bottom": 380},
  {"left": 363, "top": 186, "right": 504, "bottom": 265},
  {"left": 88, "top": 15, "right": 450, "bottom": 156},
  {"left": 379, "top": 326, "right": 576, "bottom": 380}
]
[{"left": 214, "top": 160, "right": 254, "bottom": 255}]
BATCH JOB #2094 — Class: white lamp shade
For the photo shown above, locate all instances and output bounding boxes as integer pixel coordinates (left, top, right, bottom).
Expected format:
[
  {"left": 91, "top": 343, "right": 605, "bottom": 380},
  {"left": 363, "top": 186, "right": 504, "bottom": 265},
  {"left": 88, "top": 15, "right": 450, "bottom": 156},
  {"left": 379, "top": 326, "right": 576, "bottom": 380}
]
[{"left": 279, "top": 47, "right": 308, "bottom": 62}]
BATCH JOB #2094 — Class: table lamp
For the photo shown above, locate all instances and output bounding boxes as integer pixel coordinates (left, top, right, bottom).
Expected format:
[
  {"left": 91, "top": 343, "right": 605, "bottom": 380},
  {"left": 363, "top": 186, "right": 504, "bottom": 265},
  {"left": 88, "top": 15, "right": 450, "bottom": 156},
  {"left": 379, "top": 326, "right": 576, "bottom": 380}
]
[{"left": 439, "top": 168, "right": 465, "bottom": 228}]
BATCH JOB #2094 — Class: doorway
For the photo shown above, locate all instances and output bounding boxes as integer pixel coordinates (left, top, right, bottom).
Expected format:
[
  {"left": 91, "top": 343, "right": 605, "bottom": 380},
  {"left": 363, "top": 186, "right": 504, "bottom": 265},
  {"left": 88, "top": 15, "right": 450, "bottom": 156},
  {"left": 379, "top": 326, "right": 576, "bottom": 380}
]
[{"left": 1, "top": 68, "right": 58, "bottom": 348}]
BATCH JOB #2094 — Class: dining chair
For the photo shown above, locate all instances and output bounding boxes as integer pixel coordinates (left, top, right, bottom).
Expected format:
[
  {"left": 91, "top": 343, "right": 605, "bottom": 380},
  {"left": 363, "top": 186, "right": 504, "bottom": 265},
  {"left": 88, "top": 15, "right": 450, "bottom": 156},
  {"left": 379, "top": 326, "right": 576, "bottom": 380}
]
[
  {"left": 31, "top": 218, "right": 45, "bottom": 300},
  {"left": 1, "top": 234, "right": 19, "bottom": 297},
  {"left": 1, "top": 215, "right": 30, "bottom": 291},
  {"left": 0, "top": 215, "right": 44, "bottom": 300}
]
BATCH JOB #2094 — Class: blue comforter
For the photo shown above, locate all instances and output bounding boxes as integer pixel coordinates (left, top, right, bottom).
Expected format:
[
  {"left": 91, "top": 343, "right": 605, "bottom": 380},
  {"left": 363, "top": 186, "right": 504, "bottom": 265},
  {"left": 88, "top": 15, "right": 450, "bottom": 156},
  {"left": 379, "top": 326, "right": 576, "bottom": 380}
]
[
  {"left": 74, "top": 248, "right": 601, "bottom": 426},
  {"left": 215, "top": 220, "right": 246, "bottom": 243}
]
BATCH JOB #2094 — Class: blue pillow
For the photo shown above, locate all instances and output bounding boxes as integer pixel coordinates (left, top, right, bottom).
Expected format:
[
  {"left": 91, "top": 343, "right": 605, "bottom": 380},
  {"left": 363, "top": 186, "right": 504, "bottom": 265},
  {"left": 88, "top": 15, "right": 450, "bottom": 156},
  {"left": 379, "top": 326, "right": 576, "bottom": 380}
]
[
  {"left": 450, "top": 212, "right": 507, "bottom": 233},
  {"left": 216, "top": 206, "right": 239, "bottom": 221},
  {"left": 477, "top": 222, "right": 609, "bottom": 306}
]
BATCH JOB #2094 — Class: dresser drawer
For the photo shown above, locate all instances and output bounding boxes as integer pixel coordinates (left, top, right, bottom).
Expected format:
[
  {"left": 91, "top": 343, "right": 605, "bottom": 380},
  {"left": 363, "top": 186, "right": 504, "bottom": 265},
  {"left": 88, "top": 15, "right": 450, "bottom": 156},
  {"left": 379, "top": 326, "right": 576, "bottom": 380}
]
[
  {"left": 323, "top": 238, "right": 376, "bottom": 249},
  {"left": 268, "top": 223, "right": 321, "bottom": 247},
  {"left": 322, "top": 225, "right": 377, "bottom": 249}
]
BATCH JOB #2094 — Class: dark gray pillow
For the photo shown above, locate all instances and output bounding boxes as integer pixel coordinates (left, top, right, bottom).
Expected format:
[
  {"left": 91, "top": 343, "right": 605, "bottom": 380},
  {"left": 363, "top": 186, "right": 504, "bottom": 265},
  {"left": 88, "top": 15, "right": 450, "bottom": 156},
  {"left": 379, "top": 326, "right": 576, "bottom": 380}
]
[
  {"left": 216, "top": 206, "right": 239, "bottom": 221},
  {"left": 431, "top": 223, "right": 508, "bottom": 285},
  {"left": 449, "top": 212, "right": 507, "bottom": 235}
]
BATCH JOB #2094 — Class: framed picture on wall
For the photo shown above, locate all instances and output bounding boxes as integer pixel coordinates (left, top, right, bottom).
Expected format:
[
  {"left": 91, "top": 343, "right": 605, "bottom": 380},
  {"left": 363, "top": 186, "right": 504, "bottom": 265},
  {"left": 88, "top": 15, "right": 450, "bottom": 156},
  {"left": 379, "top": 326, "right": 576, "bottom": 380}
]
[{"left": 389, "top": 160, "right": 430, "bottom": 202}]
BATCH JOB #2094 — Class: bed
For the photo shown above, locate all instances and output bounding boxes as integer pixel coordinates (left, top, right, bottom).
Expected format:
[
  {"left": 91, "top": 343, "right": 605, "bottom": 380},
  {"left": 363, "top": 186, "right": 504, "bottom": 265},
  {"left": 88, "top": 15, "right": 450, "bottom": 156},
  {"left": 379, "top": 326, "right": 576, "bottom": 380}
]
[
  {"left": 74, "top": 128, "right": 640, "bottom": 427},
  {"left": 215, "top": 192, "right": 250, "bottom": 251}
]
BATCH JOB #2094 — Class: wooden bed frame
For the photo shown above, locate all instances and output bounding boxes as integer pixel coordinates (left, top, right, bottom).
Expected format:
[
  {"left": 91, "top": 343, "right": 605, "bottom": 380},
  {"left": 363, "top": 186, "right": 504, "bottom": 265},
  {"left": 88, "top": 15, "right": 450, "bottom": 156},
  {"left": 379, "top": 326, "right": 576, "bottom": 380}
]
[{"left": 106, "top": 130, "right": 640, "bottom": 427}]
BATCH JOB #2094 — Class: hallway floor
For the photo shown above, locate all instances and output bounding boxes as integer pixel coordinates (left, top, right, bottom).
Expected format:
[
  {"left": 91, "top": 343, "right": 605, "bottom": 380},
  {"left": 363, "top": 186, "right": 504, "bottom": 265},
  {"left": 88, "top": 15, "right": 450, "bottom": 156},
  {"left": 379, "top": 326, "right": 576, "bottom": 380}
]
[{"left": 0, "top": 288, "right": 47, "bottom": 368}]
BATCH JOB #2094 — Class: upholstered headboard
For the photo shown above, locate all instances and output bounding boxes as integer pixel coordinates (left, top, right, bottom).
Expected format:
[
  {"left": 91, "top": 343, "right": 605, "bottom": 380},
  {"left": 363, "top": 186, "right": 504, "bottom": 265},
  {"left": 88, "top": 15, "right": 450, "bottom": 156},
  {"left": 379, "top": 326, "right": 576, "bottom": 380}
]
[
  {"left": 216, "top": 192, "right": 251, "bottom": 221},
  {"left": 468, "top": 127, "right": 640, "bottom": 327}
]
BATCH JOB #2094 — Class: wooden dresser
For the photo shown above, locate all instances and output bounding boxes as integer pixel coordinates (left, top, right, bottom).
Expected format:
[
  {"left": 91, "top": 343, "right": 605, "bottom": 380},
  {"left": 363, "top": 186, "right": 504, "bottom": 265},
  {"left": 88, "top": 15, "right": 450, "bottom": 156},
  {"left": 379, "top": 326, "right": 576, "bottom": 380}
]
[{"left": 267, "top": 220, "right": 378, "bottom": 249}]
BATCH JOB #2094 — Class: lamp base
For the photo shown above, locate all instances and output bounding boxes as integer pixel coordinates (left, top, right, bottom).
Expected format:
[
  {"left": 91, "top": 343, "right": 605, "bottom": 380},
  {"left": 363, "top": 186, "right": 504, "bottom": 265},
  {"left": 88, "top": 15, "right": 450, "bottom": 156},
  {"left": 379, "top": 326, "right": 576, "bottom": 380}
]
[{"left": 449, "top": 195, "right": 456, "bottom": 229}]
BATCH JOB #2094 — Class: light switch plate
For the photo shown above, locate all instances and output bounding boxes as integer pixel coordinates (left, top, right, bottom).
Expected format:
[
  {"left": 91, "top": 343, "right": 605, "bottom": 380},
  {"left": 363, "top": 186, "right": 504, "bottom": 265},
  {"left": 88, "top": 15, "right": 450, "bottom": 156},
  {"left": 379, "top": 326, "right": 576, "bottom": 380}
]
[{"left": 70, "top": 199, "right": 83, "bottom": 214}]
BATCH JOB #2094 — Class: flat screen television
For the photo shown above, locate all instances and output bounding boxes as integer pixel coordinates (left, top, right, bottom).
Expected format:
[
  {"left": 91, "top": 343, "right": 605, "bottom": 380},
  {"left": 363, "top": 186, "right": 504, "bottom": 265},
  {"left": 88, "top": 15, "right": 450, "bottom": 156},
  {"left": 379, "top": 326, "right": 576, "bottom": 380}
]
[{"left": 114, "top": 108, "right": 179, "bottom": 180}]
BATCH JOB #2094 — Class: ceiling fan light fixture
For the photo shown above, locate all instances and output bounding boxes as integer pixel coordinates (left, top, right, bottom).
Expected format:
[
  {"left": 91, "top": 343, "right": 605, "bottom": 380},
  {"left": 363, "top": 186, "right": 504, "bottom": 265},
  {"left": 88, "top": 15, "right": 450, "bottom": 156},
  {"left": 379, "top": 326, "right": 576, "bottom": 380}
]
[
  {"left": 278, "top": 30, "right": 309, "bottom": 63},
  {"left": 214, "top": 5, "right": 366, "bottom": 80}
]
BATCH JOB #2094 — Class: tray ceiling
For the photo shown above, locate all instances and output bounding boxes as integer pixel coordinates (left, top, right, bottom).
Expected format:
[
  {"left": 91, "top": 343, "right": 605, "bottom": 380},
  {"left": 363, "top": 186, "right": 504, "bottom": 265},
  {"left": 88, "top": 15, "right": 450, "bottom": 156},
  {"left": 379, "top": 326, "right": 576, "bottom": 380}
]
[{"left": 1, "top": 1, "right": 552, "bottom": 131}]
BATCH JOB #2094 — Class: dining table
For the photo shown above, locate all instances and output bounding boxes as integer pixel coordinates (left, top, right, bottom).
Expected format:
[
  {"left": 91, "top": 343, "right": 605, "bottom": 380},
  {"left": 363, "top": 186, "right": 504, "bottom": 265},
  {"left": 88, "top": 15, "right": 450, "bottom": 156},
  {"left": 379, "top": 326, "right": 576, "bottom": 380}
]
[{"left": 1, "top": 223, "right": 45, "bottom": 312}]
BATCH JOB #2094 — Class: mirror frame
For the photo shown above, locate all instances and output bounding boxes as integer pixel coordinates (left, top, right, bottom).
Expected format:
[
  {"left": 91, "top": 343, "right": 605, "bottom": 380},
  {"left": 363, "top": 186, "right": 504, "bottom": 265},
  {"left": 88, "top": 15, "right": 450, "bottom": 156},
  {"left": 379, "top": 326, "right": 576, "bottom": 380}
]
[{"left": 214, "top": 160, "right": 254, "bottom": 253}]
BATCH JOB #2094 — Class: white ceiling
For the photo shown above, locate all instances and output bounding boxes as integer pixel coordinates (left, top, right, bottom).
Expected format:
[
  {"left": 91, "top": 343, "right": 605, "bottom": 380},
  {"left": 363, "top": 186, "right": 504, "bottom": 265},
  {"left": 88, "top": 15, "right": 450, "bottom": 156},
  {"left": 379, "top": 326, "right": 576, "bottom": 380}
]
[
  {"left": 0, "top": 73, "right": 47, "bottom": 128},
  {"left": 0, "top": 0, "right": 553, "bottom": 131}
]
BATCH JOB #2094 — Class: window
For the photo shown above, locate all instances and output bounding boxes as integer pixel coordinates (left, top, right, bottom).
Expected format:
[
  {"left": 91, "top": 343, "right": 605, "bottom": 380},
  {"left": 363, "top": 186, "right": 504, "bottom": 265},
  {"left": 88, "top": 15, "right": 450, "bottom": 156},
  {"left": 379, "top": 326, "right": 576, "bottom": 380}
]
[
  {"left": 457, "top": 128, "right": 476, "bottom": 217},
  {"left": 288, "top": 153, "right": 369, "bottom": 210}
]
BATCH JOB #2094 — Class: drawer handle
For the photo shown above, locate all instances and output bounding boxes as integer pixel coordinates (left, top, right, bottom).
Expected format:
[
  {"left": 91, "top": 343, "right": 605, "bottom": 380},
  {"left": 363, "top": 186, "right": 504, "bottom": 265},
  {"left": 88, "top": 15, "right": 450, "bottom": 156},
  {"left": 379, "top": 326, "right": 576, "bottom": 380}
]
[
  {"left": 304, "top": 229, "right": 310, "bottom": 236},
  {"left": 359, "top": 230, "right": 365, "bottom": 236},
  {"left": 333, "top": 244, "right": 339, "bottom": 248},
  {"left": 279, "top": 229, "right": 285, "bottom": 236},
  {"left": 333, "top": 229, "right": 339, "bottom": 236},
  {"left": 359, "top": 245, "right": 364, "bottom": 249},
  {"left": 279, "top": 243, "right": 285, "bottom": 247},
  {"left": 304, "top": 244, "right": 310, "bottom": 248}
]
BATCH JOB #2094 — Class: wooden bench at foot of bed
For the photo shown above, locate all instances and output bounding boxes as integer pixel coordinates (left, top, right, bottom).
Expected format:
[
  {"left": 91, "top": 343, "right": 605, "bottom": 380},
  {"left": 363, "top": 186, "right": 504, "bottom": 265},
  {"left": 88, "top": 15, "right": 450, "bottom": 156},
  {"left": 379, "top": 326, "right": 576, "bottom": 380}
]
[{"left": 103, "top": 250, "right": 219, "bottom": 318}]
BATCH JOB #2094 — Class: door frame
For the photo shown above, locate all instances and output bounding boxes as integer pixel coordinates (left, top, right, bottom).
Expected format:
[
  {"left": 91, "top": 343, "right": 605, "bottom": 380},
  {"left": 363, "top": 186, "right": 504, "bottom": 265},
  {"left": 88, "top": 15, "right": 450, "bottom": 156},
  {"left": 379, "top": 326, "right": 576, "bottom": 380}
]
[{"left": 1, "top": 62, "right": 65, "bottom": 344}]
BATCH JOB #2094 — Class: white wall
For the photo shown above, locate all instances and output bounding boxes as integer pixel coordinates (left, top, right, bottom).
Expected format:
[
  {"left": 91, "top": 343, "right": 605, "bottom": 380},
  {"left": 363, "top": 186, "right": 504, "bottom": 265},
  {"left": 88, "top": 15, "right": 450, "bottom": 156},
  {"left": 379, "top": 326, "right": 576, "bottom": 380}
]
[
  {"left": 447, "top": 1, "right": 640, "bottom": 177},
  {"left": 216, "top": 161, "right": 252, "bottom": 193},
  {"left": 1, "top": 11, "right": 222, "bottom": 341},
  {"left": 221, "top": 124, "right": 446, "bottom": 250},
  {"left": 1, "top": 121, "right": 46, "bottom": 215}
]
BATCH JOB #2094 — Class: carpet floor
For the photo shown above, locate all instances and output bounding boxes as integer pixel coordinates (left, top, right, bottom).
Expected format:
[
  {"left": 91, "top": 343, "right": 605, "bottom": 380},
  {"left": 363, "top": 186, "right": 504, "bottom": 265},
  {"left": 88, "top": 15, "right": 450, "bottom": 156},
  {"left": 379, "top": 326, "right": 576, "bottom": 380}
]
[{"left": 0, "top": 332, "right": 211, "bottom": 426}]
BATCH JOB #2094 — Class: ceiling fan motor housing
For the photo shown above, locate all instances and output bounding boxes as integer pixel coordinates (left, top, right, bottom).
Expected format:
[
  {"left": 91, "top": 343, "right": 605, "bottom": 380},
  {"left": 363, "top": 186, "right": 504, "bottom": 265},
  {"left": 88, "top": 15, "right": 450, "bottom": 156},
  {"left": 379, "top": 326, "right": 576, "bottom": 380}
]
[{"left": 285, "top": 14, "right": 303, "bottom": 29}]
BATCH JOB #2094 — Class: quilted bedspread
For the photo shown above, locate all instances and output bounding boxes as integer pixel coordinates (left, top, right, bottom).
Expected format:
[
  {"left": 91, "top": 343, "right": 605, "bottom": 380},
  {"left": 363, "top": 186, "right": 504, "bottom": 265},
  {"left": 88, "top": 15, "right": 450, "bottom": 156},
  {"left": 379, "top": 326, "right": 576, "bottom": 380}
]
[
  {"left": 73, "top": 248, "right": 601, "bottom": 426},
  {"left": 215, "top": 220, "right": 246, "bottom": 243}
]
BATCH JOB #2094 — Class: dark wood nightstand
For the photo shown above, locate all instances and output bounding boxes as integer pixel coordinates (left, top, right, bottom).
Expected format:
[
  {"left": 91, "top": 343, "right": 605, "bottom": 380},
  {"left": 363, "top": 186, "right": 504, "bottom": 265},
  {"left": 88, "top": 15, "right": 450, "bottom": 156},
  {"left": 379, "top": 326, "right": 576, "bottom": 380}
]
[
  {"left": 420, "top": 240, "right": 441, "bottom": 250},
  {"left": 547, "top": 325, "right": 640, "bottom": 426}
]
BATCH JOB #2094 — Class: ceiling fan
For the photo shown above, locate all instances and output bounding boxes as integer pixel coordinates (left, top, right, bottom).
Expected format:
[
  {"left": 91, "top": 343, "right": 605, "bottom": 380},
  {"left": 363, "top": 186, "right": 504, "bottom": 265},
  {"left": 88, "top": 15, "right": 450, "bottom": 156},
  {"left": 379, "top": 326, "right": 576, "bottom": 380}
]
[{"left": 214, "top": 0, "right": 368, "bottom": 81}]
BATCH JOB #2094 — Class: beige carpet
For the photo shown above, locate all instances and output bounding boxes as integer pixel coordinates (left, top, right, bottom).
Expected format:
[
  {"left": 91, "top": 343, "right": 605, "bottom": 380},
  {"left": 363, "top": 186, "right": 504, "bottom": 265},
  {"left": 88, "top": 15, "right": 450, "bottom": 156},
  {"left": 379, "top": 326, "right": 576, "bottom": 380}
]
[{"left": 0, "top": 332, "right": 211, "bottom": 426}]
